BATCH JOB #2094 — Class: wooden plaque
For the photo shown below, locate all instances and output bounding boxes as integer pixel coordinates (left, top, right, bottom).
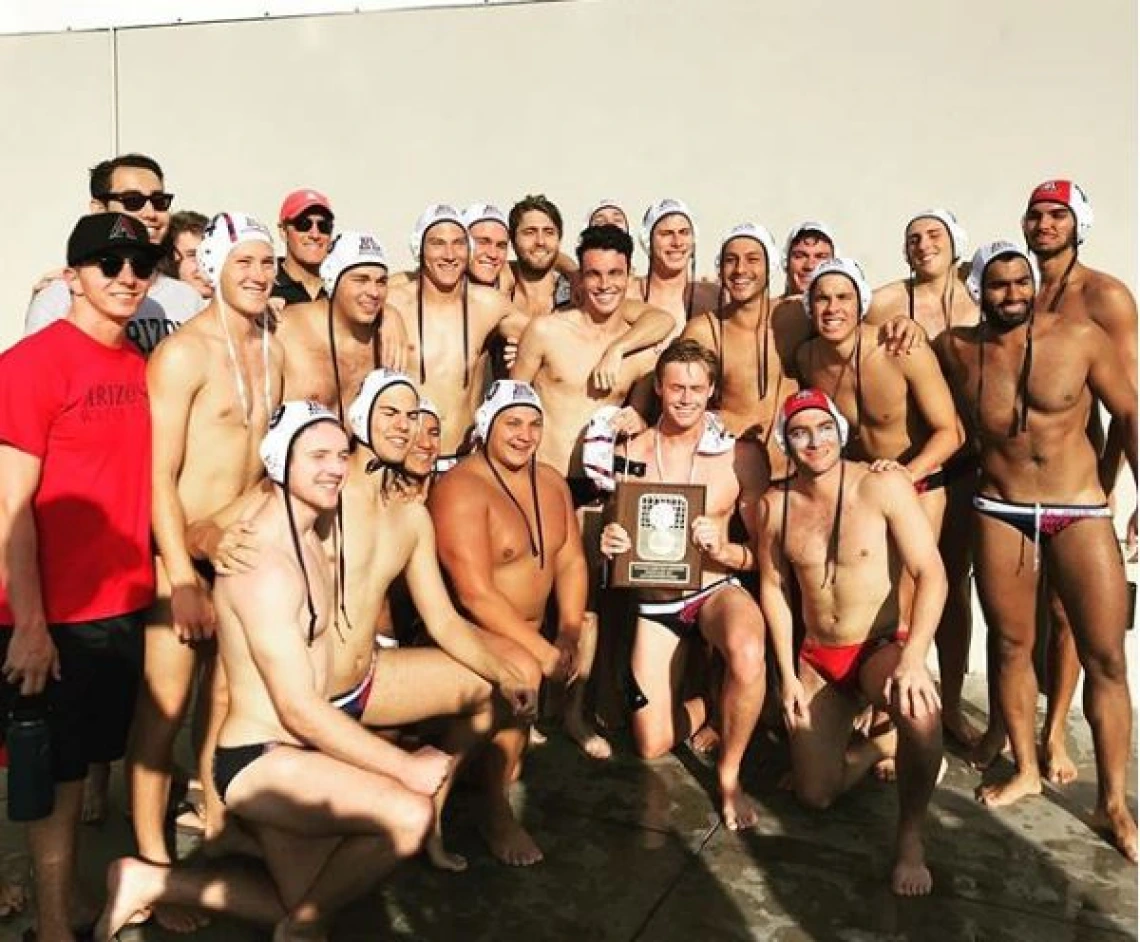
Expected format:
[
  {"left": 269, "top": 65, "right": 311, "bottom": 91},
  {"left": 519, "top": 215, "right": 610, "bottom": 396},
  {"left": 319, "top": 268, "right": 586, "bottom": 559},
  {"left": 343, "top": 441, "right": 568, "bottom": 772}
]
[{"left": 606, "top": 481, "right": 705, "bottom": 591}]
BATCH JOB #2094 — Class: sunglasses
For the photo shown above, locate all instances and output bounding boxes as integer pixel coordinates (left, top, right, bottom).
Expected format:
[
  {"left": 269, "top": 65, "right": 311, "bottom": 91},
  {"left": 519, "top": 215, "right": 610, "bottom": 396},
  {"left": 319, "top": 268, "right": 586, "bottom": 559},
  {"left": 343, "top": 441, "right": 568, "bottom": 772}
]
[
  {"left": 87, "top": 253, "right": 158, "bottom": 280},
  {"left": 99, "top": 190, "right": 175, "bottom": 212},
  {"left": 289, "top": 216, "right": 333, "bottom": 235}
]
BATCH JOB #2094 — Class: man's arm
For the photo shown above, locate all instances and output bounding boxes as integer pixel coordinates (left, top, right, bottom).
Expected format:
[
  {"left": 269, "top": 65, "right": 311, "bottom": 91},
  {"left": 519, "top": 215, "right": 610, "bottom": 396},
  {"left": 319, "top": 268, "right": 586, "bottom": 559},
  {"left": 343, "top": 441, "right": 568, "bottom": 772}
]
[
  {"left": 1089, "top": 279, "right": 1138, "bottom": 490},
  {"left": 508, "top": 316, "right": 547, "bottom": 384},
  {"left": 428, "top": 474, "right": 561, "bottom": 676},
  {"left": 148, "top": 337, "right": 212, "bottom": 639},
  {"left": 754, "top": 496, "right": 797, "bottom": 683},
  {"left": 551, "top": 482, "right": 588, "bottom": 640},
  {"left": 23, "top": 279, "right": 70, "bottom": 337},
  {"left": 895, "top": 343, "right": 965, "bottom": 480},
  {"left": 1086, "top": 321, "right": 1139, "bottom": 480},
  {"left": 378, "top": 304, "right": 410, "bottom": 374},
  {"left": 185, "top": 481, "right": 273, "bottom": 575},
  {"left": 402, "top": 506, "right": 530, "bottom": 691},
  {"left": 229, "top": 557, "right": 436, "bottom": 788},
  {"left": 592, "top": 302, "right": 674, "bottom": 392},
  {"left": 876, "top": 470, "right": 947, "bottom": 660},
  {"left": 0, "top": 446, "right": 58, "bottom": 694}
]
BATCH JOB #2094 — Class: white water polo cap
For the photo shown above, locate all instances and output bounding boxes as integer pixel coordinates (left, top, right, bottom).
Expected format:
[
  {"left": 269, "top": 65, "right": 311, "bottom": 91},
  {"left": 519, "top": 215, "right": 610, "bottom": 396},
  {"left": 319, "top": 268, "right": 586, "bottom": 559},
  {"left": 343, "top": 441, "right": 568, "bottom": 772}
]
[
  {"left": 347, "top": 368, "right": 419, "bottom": 449},
  {"left": 965, "top": 241, "right": 1038, "bottom": 304},
  {"left": 1026, "top": 179, "right": 1094, "bottom": 245},
  {"left": 774, "top": 389, "right": 850, "bottom": 455},
  {"left": 585, "top": 198, "right": 629, "bottom": 229},
  {"left": 409, "top": 204, "right": 466, "bottom": 262},
  {"left": 640, "top": 198, "right": 698, "bottom": 255},
  {"left": 198, "top": 212, "right": 275, "bottom": 286},
  {"left": 417, "top": 395, "right": 441, "bottom": 422},
  {"left": 803, "top": 257, "right": 872, "bottom": 318},
  {"left": 260, "top": 400, "right": 342, "bottom": 485},
  {"left": 716, "top": 222, "right": 779, "bottom": 272},
  {"left": 320, "top": 231, "right": 388, "bottom": 297},
  {"left": 475, "top": 380, "right": 543, "bottom": 443},
  {"left": 462, "top": 203, "right": 509, "bottom": 232},
  {"left": 782, "top": 220, "right": 839, "bottom": 271},
  {"left": 906, "top": 209, "right": 968, "bottom": 261}
]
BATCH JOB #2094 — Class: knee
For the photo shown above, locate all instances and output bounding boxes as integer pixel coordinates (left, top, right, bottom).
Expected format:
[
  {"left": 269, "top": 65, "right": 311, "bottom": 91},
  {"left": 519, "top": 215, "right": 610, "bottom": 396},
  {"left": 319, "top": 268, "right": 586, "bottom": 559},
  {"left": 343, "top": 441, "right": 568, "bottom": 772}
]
[
  {"left": 893, "top": 704, "right": 942, "bottom": 744},
  {"left": 632, "top": 723, "right": 673, "bottom": 761},
  {"left": 794, "top": 780, "right": 837, "bottom": 812},
  {"left": 995, "top": 631, "right": 1033, "bottom": 664},
  {"left": 724, "top": 631, "right": 765, "bottom": 686},
  {"left": 390, "top": 794, "right": 433, "bottom": 858},
  {"left": 1082, "top": 645, "right": 1128, "bottom": 687}
]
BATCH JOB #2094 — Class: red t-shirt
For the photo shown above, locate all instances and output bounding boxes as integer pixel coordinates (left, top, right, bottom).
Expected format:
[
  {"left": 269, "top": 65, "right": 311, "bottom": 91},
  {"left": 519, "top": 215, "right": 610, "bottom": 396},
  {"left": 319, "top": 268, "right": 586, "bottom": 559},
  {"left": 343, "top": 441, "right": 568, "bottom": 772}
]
[{"left": 0, "top": 320, "right": 154, "bottom": 625}]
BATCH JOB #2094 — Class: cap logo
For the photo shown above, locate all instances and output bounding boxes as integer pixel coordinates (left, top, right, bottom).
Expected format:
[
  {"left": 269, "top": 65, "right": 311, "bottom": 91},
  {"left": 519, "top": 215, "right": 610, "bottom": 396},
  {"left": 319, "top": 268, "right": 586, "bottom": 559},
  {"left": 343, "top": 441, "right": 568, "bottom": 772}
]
[
  {"left": 108, "top": 215, "right": 137, "bottom": 241},
  {"left": 359, "top": 235, "right": 383, "bottom": 253}
]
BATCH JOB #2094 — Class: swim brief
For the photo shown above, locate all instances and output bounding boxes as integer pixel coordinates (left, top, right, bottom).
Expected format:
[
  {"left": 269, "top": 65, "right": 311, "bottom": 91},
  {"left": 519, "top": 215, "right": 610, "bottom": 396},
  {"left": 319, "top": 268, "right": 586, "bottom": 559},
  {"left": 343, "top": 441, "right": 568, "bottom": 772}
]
[
  {"left": 637, "top": 577, "right": 742, "bottom": 638},
  {"left": 799, "top": 626, "right": 909, "bottom": 698}
]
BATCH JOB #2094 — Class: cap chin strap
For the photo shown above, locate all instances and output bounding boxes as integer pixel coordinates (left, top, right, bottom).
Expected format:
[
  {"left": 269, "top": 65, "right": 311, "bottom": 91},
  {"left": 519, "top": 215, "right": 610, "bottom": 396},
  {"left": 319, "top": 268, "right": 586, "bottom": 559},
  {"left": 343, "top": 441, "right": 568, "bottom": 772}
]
[{"left": 218, "top": 293, "right": 271, "bottom": 428}]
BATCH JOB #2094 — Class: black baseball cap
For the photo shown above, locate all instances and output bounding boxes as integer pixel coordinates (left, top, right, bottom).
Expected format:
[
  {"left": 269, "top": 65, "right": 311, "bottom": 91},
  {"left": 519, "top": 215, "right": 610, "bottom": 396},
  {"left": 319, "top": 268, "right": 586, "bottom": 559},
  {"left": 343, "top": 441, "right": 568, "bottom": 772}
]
[{"left": 66, "top": 213, "right": 162, "bottom": 266}]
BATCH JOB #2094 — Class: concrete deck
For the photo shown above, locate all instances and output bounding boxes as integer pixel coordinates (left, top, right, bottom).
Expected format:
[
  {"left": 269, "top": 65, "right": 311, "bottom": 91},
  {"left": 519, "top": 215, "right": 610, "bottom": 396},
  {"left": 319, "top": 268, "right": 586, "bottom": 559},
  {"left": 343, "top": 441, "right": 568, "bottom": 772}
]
[{"left": 0, "top": 678, "right": 1135, "bottom": 941}]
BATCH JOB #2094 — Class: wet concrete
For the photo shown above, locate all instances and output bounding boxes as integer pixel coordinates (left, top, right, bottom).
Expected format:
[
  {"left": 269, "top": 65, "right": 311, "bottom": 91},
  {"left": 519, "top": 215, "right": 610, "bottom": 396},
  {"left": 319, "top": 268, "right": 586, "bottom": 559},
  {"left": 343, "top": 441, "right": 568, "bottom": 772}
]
[{"left": 0, "top": 679, "right": 1135, "bottom": 941}]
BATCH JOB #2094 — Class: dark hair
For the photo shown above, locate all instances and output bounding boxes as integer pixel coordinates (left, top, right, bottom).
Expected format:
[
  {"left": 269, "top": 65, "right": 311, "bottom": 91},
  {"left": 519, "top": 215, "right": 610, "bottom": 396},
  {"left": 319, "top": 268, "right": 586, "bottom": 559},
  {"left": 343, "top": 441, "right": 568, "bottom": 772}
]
[
  {"left": 575, "top": 224, "right": 634, "bottom": 267},
  {"left": 158, "top": 210, "right": 209, "bottom": 279},
  {"left": 653, "top": 337, "right": 720, "bottom": 387},
  {"left": 788, "top": 229, "right": 833, "bottom": 253},
  {"left": 509, "top": 194, "right": 563, "bottom": 239},
  {"left": 89, "top": 153, "right": 165, "bottom": 200}
]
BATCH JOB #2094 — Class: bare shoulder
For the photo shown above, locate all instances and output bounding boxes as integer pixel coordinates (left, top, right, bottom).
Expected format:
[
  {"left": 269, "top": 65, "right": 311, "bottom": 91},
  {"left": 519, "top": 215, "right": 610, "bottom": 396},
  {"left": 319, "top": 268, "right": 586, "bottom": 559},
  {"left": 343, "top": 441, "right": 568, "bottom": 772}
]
[
  {"left": 855, "top": 462, "right": 911, "bottom": 507},
  {"left": 429, "top": 457, "right": 486, "bottom": 505},
  {"left": 623, "top": 426, "right": 655, "bottom": 462},
  {"left": 469, "top": 282, "right": 507, "bottom": 315},
  {"left": 617, "top": 297, "right": 657, "bottom": 323},
  {"left": 1083, "top": 269, "right": 1138, "bottom": 326},
  {"left": 275, "top": 300, "right": 322, "bottom": 337},
  {"left": 537, "top": 460, "right": 571, "bottom": 492},
  {"left": 866, "top": 279, "right": 908, "bottom": 324},
  {"left": 148, "top": 318, "right": 211, "bottom": 380},
  {"left": 222, "top": 543, "right": 300, "bottom": 610},
  {"left": 682, "top": 309, "right": 716, "bottom": 343}
]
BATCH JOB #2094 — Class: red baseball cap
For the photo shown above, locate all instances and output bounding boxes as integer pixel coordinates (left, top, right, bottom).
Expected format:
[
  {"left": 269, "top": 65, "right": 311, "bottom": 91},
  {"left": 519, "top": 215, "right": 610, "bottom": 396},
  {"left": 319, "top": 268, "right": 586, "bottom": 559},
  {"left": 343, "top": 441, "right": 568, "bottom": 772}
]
[
  {"left": 774, "top": 388, "right": 849, "bottom": 454},
  {"left": 279, "top": 189, "right": 333, "bottom": 223}
]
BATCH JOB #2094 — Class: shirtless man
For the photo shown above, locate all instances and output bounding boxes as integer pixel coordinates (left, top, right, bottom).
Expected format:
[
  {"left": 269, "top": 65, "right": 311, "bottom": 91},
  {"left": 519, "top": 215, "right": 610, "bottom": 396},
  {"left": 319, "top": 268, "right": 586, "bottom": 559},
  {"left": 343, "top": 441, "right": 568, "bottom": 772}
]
[
  {"left": 95, "top": 404, "right": 450, "bottom": 941},
  {"left": 432, "top": 381, "right": 610, "bottom": 865},
  {"left": 780, "top": 221, "right": 837, "bottom": 299},
  {"left": 599, "top": 339, "right": 769, "bottom": 828},
  {"left": 934, "top": 242, "right": 1137, "bottom": 861},
  {"left": 463, "top": 203, "right": 511, "bottom": 291},
  {"left": 864, "top": 210, "right": 981, "bottom": 749},
  {"left": 511, "top": 225, "right": 675, "bottom": 491},
  {"left": 682, "top": 223, "right": 809, "bottom": 479},
  {"left": 1020, "top": 181, "right": 1140, "bottom": 785},
  {"left": 506, "top": 194, "right": 573, "bottom": 319},
  {"left": 275, "top": 231, "right": 408, "bottom": 417},
  {"left": 756, "top": 389, "right": 946, "bottom": 896},
  {"left": 386, "top": 204, "right": 530, "bottom": 467},
  {"left": 795, "top": 258, "right": 963, "bottom": 752},
  {"left": 397, "top": 395, "right": 442, "bottom": 502},
  {"left": 128, "top": 213, "right": 284, "bottom": 880},
  {"left": 631, "top": 199, "right": 720, "bottom": 335}
]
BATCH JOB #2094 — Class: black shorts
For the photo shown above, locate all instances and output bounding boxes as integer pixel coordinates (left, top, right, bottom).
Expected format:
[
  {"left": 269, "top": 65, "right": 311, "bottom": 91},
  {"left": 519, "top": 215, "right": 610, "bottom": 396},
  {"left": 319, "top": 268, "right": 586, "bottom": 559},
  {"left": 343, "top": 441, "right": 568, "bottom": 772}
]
[{"left": 0, "top": 611, "right": 144, "bottom": 783}]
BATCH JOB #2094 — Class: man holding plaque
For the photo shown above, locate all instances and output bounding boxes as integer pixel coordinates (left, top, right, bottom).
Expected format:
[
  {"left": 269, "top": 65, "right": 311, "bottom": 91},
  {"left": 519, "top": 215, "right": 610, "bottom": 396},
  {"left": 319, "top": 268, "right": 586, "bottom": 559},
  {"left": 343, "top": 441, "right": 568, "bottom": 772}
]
[
  {"left": 599, "top": 339, "right": 769, "bottom": 830},
  {"left": 755, "top": 388, "right": 946, "bottom": 896}
]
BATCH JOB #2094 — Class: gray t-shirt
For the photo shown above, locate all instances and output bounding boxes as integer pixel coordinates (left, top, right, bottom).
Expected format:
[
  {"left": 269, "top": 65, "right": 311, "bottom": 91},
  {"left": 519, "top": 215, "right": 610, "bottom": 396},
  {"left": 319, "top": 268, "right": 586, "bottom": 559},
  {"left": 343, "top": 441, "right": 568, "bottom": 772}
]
[{"left": 25, "top": 274, "right": 206, "bottom": 356}]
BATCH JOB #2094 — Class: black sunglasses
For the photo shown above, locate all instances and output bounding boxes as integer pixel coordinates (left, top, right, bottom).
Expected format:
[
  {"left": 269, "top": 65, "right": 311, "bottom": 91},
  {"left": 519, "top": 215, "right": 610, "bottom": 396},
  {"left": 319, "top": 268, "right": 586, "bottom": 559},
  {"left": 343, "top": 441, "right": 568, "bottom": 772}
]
[
  {"left": 289, "top": 216, "right": 333, "bottom": 235},
  {"left": 99, "top": 190, "right": 175, "bottom": 212},
  {"left": 88, "top": 253, "right": 158, "bottom": 280}
]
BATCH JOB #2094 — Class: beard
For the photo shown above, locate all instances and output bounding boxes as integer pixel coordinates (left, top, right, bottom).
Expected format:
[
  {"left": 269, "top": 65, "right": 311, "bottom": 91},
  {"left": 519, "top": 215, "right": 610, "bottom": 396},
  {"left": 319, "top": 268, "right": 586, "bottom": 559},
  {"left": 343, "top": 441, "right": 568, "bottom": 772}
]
[{"left": 981, "top": 298, "right": 1034, "bottom": 333}]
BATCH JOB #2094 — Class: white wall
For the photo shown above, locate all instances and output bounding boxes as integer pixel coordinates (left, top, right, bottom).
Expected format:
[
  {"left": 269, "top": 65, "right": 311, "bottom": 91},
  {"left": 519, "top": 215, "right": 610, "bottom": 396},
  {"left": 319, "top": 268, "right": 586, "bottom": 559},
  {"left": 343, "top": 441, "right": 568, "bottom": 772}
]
[{"left": 1, "top": 0, "right": 1135, "bottom": 352}]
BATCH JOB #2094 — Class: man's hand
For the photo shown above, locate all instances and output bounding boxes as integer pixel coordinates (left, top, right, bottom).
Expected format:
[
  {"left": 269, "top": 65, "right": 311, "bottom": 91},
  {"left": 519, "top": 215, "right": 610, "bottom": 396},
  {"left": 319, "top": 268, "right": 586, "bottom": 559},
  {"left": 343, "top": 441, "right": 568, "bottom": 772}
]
[
  {"left": 501, "top": 337, "right": 519, "bottom": 371},
  {"left": 379, "top": 311, "right": 410, "bottom": 373},
  {"left": 609, "top": 406, "right": 648, "bottom": 439},
  {"left": 401, "top": 745, "right": 454, "bottom": 797},
  {"left": 868, "top": 458, "right": 912, "bottom": 480},
  {"left": 691, "top": 516, "right": 725, "bottom": 562},
  {"left": 879, "top": 316, "right": 925, "bottom": 356},
  {"left": 600, "top": 522, "right": 631, "bottom": 560},
  {"left": 781, "top": 673, "right": 808, "bottom": 730},
  {"left": 170, "top": 583, "right": 216, "bottom": 644},
  {"left": 207, "top": 521, "right": 261, "bottom": 577},
  {"left": 498, "top": 664, "right": 540, "bottom": 721},
  {"left": 884, "top": 653, "right": 941, "bottom": 720},
  {"left": 3, "top": 620, "right": 60, "bottom": 696},
  {"left": 591, "top": 346, "right": 625, "bottom": 393}
]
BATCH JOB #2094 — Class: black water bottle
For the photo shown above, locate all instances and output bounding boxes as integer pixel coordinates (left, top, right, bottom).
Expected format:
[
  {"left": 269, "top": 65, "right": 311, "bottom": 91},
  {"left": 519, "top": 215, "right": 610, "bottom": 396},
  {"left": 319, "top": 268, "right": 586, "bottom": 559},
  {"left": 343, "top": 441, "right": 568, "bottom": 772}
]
[{"left": 6, "top": 700, "right": 54, "bottom": 822}]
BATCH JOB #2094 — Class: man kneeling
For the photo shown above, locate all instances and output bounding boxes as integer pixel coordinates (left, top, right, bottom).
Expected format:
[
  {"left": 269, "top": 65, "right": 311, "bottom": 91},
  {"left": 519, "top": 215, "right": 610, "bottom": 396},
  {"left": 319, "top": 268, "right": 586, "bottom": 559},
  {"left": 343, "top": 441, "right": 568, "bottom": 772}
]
[
  {"left": 96, "top": 404, "right": 450, "bottom": 940},
  {"left": 756, "top": 389, "right": 946, "bottom": 897}
]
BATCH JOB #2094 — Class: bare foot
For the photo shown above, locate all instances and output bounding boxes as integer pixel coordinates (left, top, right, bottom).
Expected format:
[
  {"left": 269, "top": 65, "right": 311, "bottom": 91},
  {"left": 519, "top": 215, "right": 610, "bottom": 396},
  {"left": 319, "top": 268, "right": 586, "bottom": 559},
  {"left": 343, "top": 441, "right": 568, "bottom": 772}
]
[
  {"left": 1038, "top": 738, "right": 1078, "bottom": 786},
  {"left": 0, "top": 878, "right": 25, "bottom": 918},
  {"left": 942, "top": 710, "right": 983, "bottom": 751},
  {"left": 720, "top": 783, "right": 759, "bottom": 831},
  {"left": 94, "top": 857, "right": 168, "bottom": 942},
  {"left": 688, "top": 723, "right": 720, "bottom": 757},
  {"left": 565, "top": 714, "right": 612, "bottom": 760},
  {"left": 481, "top": 802, "right": 543, "bottom": 866},
  {"left": 891, "top": 831, "right": 933, "bottom": 896},
  {"left": 424, "top": 833, "right": 468, "bottom": 873},
  {"left": 1091, "top": 802, "right": 1138, "bottom": 863},
  {"left": 975, "top": 770, "right": 1042, "bottom": 808},
  {"left": 528, "top": 726, "right": 548, "bottom": 746},
  {"left": 873, "top": 758, "right": 897, "bottom": 782},
  {"left": 968, "top": 726, "right": 1007, "bottom": 771}
]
